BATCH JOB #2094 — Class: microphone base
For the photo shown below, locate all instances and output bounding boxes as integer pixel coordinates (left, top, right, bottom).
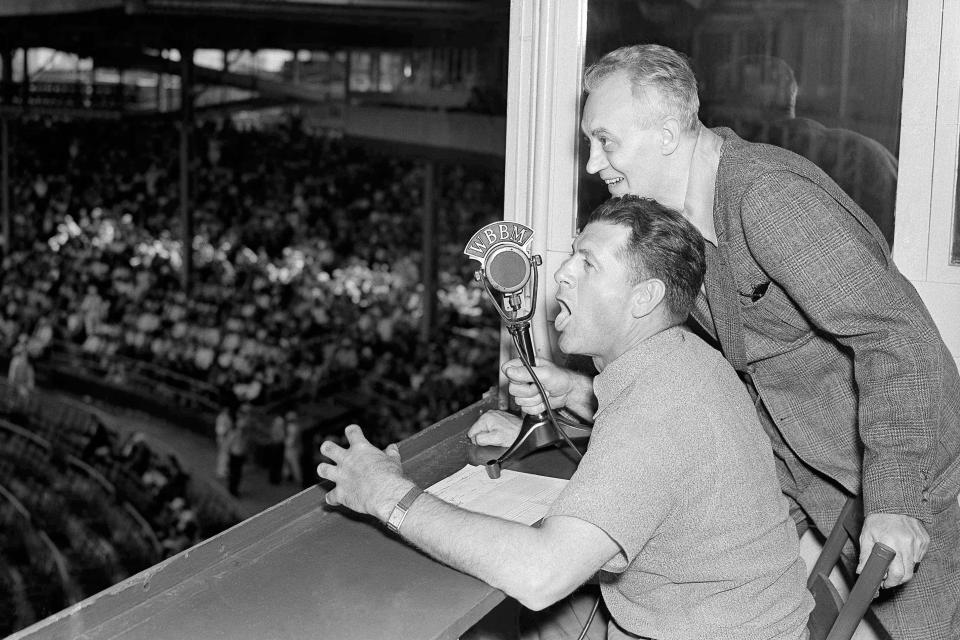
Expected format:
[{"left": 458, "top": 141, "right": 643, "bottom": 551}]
[{"left": 485, "top": 412, "right": 590, "bottom": 478}]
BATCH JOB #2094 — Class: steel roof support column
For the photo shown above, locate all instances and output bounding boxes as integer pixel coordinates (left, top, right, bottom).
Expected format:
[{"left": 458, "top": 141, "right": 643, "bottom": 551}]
[
  {"left": 20, "top": 48, "right": 29, "bottom": 106},
  {"left": 1, "top": 50, "right": 11, "bottom": 256},
  {"left": 179, "top": 46, "right": 194, "bottom": 292},
  {"left": 420, "top": 159, "right": 438, "bottom": 342},
  {"left": 1, "top": 115, "right": 9, "bottom": 256}
]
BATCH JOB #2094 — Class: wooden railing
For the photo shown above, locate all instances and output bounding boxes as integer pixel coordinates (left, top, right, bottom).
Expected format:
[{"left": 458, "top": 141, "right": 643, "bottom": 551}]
[
  {"left": 42, "top": 340, "right": 221, "bottom": 417},
  {"left": 0, "top": 81, "right": 138, "bottom": 113}
]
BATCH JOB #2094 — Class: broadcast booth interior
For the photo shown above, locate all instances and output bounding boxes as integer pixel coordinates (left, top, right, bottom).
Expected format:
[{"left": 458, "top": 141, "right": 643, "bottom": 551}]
[{"left": 2, "top": 0, "right": 960, "bottom": 638}]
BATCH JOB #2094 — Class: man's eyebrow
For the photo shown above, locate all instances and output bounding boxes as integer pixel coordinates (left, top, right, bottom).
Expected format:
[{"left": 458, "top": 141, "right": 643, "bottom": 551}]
[
  {"left": 579, "top": 245, "right": 599, "bottom": 262},
  {"left": 580, "top": 121, "right": 606, "bottom": 137}
]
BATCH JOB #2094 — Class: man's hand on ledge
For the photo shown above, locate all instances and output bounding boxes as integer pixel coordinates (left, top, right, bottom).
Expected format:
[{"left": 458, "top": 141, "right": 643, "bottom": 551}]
[
  {"left": 317, "top": 424, "right": 414, "bottom": 523},
  {"left": 467, "top": 410, "right": 522, "bottom": 447},
  {"left": 858, "top": 512, "right": 930, "bottom": 588}
]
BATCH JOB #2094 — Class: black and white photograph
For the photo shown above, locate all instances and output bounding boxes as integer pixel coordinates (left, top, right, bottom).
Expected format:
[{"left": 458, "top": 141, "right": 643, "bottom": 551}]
[{"left": 0, "top": 1, "right": 957, "bottom": 639}]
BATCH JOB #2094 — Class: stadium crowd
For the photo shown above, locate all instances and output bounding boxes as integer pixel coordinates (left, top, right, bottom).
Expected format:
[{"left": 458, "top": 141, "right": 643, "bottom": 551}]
[{"left": 0, "top": 116, "right": 502, "bottom": 445}]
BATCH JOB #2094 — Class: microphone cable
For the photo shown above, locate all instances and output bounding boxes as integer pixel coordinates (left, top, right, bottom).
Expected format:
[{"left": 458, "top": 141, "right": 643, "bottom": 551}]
[
  {"left": 575, "top": 594, "right": 601, "bottom": 640},
  {"left": 510, "top": 330, "right": 587, "bottom": 461}
]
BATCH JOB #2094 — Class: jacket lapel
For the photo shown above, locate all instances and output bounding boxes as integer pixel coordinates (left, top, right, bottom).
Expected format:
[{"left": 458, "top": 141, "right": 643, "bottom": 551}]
[{"left": 703, "top": 239, "right": 750, "bottom": 372}]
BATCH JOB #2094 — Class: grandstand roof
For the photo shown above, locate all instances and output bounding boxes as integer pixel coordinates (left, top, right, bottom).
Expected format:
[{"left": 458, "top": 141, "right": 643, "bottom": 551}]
[{"left": 0, "top": 0, "right": 508, "bottom": 53}]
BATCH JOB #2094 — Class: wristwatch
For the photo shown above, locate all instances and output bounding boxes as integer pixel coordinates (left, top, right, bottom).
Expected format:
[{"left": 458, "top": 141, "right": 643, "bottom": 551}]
[{"left": 386, "top": 485, "right": 424, "bottom": 533}]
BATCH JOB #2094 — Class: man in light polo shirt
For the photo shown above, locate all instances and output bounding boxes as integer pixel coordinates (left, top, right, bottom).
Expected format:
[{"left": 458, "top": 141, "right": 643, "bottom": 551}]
[{"left": 317, "top": 196, "right": 812, "bottom": 639}]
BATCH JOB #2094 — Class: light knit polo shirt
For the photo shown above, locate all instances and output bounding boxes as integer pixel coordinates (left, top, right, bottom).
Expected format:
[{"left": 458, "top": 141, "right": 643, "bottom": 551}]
[{"left": 546, "top": 326, "right": 812, "bottom": 640}]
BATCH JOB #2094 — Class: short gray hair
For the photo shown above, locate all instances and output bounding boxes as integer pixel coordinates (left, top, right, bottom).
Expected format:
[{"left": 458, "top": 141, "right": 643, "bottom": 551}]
[{"left": 584, "top": 44, "right": 700, "bottom": 131}]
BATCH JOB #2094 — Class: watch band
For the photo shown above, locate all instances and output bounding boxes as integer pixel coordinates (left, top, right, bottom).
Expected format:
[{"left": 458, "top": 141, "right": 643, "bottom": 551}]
[{"left": 386, "top": 485, "right": 424, "bottom": 533}]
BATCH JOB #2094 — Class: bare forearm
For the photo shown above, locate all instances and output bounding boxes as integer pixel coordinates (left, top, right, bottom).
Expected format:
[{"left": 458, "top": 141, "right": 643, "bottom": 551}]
[
  {"left": 397, "top": 494, "right": 578, "bottom": 610},
  {"left": 317, "top": 426, "right": 609, "bottom": 609}
]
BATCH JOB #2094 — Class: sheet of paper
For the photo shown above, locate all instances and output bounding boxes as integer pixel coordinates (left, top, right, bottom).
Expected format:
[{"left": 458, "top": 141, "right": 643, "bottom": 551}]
[{"left": 426, "top": 464, "right": 569, "bottom": 526}]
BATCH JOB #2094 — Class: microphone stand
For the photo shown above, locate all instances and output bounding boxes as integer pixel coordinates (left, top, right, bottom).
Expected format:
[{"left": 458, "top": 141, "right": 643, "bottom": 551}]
[{"left": 477, "top": 260, "right": 592, "bottom": 479}]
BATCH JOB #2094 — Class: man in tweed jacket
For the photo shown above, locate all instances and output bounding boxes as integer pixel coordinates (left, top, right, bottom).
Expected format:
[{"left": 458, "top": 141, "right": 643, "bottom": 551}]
[{"left": 481, "top": 44, "right": 960, "bottom": 639}]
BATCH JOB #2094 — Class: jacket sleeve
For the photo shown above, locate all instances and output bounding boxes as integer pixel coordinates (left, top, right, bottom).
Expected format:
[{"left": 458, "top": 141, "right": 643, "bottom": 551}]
[{"left": 739, "top": 170, "right": 945, "bottom": 523}]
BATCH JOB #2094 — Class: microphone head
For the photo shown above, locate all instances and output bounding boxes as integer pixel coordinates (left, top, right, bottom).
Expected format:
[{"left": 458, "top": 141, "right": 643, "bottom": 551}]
[{"left": 485, "top": 245, "right": 531, "bottom": 294}]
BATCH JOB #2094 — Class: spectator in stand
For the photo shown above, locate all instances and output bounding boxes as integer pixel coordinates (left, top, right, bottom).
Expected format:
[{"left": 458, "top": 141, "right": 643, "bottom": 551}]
[
  {"left": 7, "top": 334, "right": 36, "bottom": 410},
  {"left": 79, "top": 284, "right": 107, "bottom": 339},
  {"left": 227, "top": 404, "right": 252, "bottom": 497},
  {"left": 81, "top": 416, "right": 115, "bottom": 462},
  {"left": 214, "top": 401, "right": 235, "bottom": 480},
  {"left": 120, "top": 432, "right": 152, "bottom": 476},
  {"left": 283, "top": 410, "right": 302, "bottom": 486},
  {"left": 28, "top": 316, "right": 54, "bottom": 359},
  {"left": 268, "top": 413, "right": 286, "bottom": 485}
]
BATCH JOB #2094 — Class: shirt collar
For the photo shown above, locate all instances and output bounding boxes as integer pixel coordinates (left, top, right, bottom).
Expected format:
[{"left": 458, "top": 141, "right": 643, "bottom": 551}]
[
  {"left": 594, "top": 325, "right": 687, "bottom": 408},
  {"left": 682, "top": 125, "right": 723, "bottom": 247}
]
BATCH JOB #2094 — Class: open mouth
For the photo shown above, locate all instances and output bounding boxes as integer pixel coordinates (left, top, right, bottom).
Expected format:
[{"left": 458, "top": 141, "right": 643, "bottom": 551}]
[
  {"left": 604, "top": 176, "right": 624, "bottom": 187},
  {"left": 554, "top": 299, "right": 571, "bottom": 331}
]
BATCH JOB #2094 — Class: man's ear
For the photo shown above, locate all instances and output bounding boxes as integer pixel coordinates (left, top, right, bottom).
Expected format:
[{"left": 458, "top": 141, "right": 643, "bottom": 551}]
[
  {"left": 631, "top": 278, "right": 666, "bottom": 318},
  {"left": 660, "top": 116, "right": 681, "bottom": 155}
]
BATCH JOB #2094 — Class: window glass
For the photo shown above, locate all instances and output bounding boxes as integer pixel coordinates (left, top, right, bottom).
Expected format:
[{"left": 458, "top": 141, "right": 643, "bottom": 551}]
[{"left": 580, "top": 0, "right": 906, "bottom": 251}]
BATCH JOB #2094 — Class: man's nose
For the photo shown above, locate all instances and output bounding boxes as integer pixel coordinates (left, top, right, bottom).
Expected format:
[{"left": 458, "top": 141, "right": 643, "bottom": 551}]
[
  {"left": 555, "top": 260, "right": 574, "bottom": 286},
  {"left": 584, "top": 142, "right": 607, "bottom": 175}
]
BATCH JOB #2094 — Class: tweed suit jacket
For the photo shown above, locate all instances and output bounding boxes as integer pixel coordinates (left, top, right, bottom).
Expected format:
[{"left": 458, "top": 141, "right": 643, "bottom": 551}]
[{"left": 690, "top": 127, "right": 960, "bottom": 528}]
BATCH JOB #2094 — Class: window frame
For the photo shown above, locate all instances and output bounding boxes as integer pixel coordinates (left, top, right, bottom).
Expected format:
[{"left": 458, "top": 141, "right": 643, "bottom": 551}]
[
  {"left": 502, "top": 0, "right": 960, "bottom": 368},
  {"left": 894, "top": 0, "right": 960, "bottom": 284}
]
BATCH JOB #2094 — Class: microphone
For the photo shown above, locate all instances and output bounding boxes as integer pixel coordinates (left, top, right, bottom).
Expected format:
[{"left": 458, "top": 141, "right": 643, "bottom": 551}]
[
  {"left": 464, "top": 223, "right": 591, "bottom": 478},
  {"left": 463, "top": 222, "right": 539, "bottom": 317}
]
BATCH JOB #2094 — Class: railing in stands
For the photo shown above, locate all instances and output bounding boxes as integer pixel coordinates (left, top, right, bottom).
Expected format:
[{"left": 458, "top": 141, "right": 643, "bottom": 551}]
[
  {"left": 0, "top": 381, "right": 240, "bottom": 544},
  {"left": 64, "top": 455, "right": 164, "bottom": 559},
  {"left": 0, "top": 419, "right": 162, "bottom": 557},
  {"left": 43, "top": 339, "right": 221, "bottom": 416},
  {"left": 0, "top": 481, "right": 81, "bottom": 610},
  {"left": 0, "top": 81, "right": 138, "bottom": 112}
]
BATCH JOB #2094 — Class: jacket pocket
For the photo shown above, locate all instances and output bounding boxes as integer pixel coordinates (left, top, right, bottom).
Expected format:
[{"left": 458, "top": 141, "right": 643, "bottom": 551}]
[{"left": 739, "top": 281, "right": 811, "bottom": 344}]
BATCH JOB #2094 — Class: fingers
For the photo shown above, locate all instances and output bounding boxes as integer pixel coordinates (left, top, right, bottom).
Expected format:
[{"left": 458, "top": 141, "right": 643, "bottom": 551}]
[
  {"left": 884, "top": 554, "right": 909, "bottom": 588},
  {"left": 881, "top": 533, "right": 927, "bottom": 587},
  {"left": 324, "top": 487, "right": 341, "bottom": 506},
  {"left": 316, "top": 461, "right": 337, "bottom": 480},
  {"left": 858, "top": 513, "right": 931, "bottom": 588},
  {"left": 467, "top": 411, "right": 509, "bottom": 440},
  {"left": 344, "top": 423, "right": 368, "bottom": 446},
  {"left": 384, "top": 443, "right": 401, "bottom": 462},
  {"left": 502, "top": 358, "right": 554, "bottom": 383},
  {"left": 467, "top": 410, "right": 523, "bottom": 446},
  {"left": 502, "top": 362, "right": 534, "bottom": 384},
  {"left": 472, "top": 431, "right": 502, "bottom": 446},
  {"left": 473, "top": 429, "right": 513, "bottom": 446},
  {"left": 466, "top": 415, "right": 491, "bottom": 441},
  {"left": 319, "top": 440, "right": 345, "bottom": 464}
]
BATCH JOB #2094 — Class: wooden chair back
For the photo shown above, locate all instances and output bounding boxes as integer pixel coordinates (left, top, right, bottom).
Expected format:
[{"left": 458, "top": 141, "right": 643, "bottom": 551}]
[{"left": 806, "top": 496, "right": 896, "bottom": 640}]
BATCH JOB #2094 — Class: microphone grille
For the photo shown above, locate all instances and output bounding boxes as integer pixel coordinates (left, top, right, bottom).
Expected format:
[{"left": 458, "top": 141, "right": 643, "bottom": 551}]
[{"left": 486, "top": 247, "right": 530, "bottom": 293}]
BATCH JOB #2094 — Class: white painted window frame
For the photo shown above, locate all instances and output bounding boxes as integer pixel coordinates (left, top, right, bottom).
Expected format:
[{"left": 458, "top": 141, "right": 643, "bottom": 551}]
[
  {"left": 499, "top": 0, "right": 588, "bottom": 397},
  {"left": 895, "top": 0, "right": 960, "bottom": 285}
]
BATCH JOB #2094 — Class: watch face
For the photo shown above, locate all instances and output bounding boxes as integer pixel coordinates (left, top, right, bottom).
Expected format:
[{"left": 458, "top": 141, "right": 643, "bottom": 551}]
[
  {"left": 387, "top": 505, "right": 406, "bottom": 533},
  {"left": 387, "top": 487, "right": 423, "bottom": 533}
]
